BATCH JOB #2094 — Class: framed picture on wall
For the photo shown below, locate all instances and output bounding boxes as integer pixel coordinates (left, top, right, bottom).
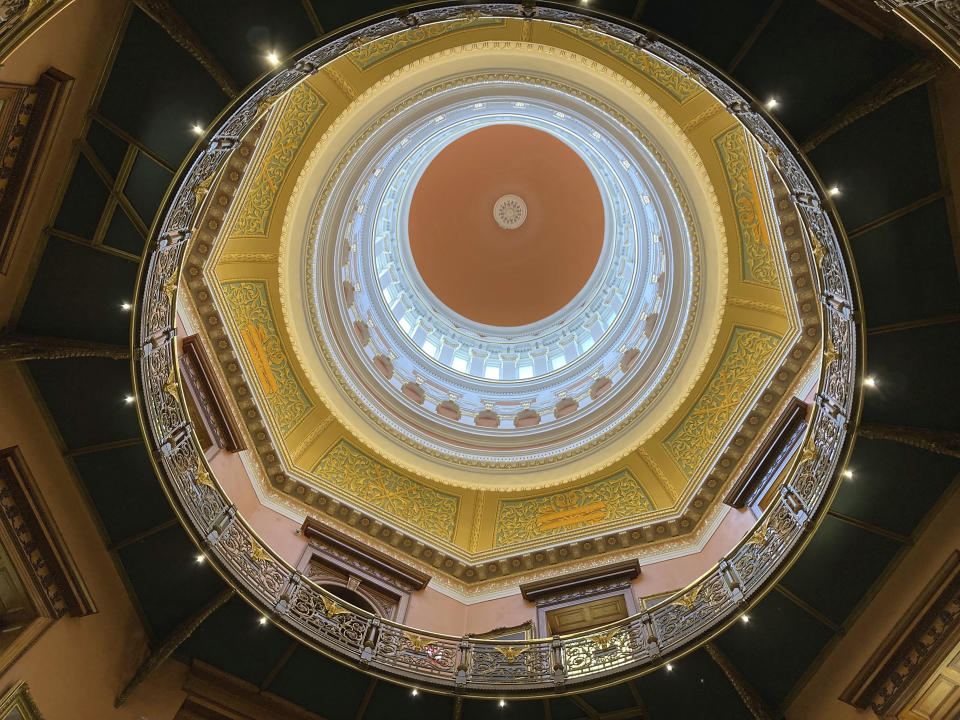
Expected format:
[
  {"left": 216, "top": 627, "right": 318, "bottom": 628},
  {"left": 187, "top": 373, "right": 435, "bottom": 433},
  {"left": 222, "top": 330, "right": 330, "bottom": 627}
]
[{"left": 0, "top": 682, "right": 43, "bottom": 720}]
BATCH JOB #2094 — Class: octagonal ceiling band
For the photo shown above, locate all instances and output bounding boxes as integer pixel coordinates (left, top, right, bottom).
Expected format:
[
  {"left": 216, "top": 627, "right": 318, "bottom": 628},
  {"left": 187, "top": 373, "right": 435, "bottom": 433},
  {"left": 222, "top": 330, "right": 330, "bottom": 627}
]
[{"left": 134, "top": 2, "right": 861, "bottom": 699}]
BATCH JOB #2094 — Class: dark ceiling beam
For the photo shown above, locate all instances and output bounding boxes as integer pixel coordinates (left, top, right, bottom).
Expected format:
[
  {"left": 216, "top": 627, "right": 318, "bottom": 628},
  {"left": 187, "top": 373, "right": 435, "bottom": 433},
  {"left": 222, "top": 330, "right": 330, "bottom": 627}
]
[
  {"left": 867, "top": 313, "right": 960, "bottom": 336},
  {"left": 115, "top": 587, "right": 235, "bottom": 706},
  {"left": 773, "top": 583, "right": 843, "bottom": 634},
  {"left": 260, "top": 640, "right": 298, "bottom": 692},
  {"left": 801, "top": 54, "right": 943, "bottom": 152},
  {"left": 727, "top": 0, "right": 784, "bottom": 73},
  {"left": 89, "top": 111, "right": 176, "bottom": 173},
  {"left": 857, "top": 423, "right": 960, "bottom": 459},
  {"left": 848, "top": 189, "right": 946, "bottom": 239},
  {"left": 627, "top": 680, "right": 650, "bottom": 718},
  {"left": 570, "top": 695, "right": 600, "bottom": 719},
  {"left": 131, "top": 0, "right": 239, "bottom": 99},
  {"left": 452, "top": 695, "right": 463, "bottom": 720},
  {"left": 826, "top": 510, "right": 911, "bottom": 543},
  {"left": 704, "top": 642, "right": 774, "bottom": 720},
  {"left": 353, "top": 677, "right": 377, "bottom": 720},
  {"left": 45, "top": 226, "right": 141, "bottom": 263},
  {"left": 542, "top": 698, "right": 552, "bottom": 720},
  {"left": 300, "top": 0, "right": 325, "bottom": 37},
  {"left": 79, "top": 141, "right": 148, "bottom": 241},
  {"left": 0, "top": 332, "right": 130, "bottom": 361},
  {"left": 65, "top": 436, "right": 144, "bottom": 456},
  {"left": 631, "top": 1, "right": 648, "bottom": 21},
  {"left": 107, "top": 517, "right": 179, "bottom": 552}
]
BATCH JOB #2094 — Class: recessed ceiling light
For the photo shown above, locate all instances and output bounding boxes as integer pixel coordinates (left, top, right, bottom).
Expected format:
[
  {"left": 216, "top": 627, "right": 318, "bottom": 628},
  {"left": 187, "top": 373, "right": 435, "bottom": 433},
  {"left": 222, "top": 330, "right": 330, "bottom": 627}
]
[
  {"left": 121, "top": 302, "right": 132, "bottom": 311},
  {"left": 843, "top": 470, "right": 853, "bottom": 479},
  {"left": 498, "top": 700, "right": 506, "bottom": 708},
  {"left": 864, "top": 375, "right": 877, "bottom": 388},
  {"left": 828, "top": 186, "right": 841, "bottom": 196},
  {"left": 266, "top": 51, "right": 280, "bottom": 66},
  {"left": 666, "top": 663, "right": 673, "bottom": 672},
  {"left": 411, "top": 689, "right": 418, "bottom": 697},
  {"left": 765, "top": 97, "right": 778, "bottom": 110},
  {"left": 195, "top": 554, "right": 205, "bottom": 563},
  {"left": 741, "top": 615, "right": 750, "bottom": 623},
  {"left": 191, "top": 123, "right": 203, "bottom": 135},
  {"left": 123, "top": 395, "right": 135, "bottom": 404},
  {"left": 259, "top": 616, "right": 268, "bottom": 625}
]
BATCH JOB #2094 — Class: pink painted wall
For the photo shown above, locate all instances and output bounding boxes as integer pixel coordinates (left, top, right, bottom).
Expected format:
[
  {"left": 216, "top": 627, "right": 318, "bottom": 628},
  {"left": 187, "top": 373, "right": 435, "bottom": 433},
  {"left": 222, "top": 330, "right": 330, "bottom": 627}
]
[{"left": 209, "top": 433, "right": 759, "bottom": 635}]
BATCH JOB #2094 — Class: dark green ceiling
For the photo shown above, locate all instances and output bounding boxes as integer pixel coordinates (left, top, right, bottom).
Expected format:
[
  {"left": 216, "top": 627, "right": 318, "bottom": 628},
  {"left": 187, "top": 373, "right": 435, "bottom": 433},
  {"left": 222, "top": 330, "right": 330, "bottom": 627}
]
[{"left": 13, "top": 1, "right": 960, "bottom": 718}]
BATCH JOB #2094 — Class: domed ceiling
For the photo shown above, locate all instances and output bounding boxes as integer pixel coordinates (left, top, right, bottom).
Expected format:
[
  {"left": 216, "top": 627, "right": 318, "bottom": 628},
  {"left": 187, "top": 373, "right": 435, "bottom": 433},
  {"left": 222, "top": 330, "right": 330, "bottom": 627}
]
[
  {"left": 134, "top": 1, "right": 858, "bottom": 695},
  {"left": 164, "top": 13, "right": 829, "bottom": 585}
]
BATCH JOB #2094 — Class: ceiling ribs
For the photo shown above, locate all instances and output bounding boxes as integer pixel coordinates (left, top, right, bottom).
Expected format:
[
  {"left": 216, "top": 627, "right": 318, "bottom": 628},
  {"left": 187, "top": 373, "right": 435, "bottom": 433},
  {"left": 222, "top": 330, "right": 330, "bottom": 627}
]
[
  {"left": 627, "top": 680, "right": 650, "bottom": 718},
  {"left": 631, "top": 1, "right": 648, "bottom": 21},
  {"left": 704, "top": 642, "right": 774, "bottom": 720},
  {"left": 353, "top": 677, "right": 377, "bottom": 720},
  {"left": 826, "top": 509, "right": 911, "bottom": 543},
  {"left": 727, "top": 0, "right": 784, "bottom": 73},
  {"left": 115, "top": 587, "right": 234, "bottom": 706},
  {"left": 857, "top": 423, "right": 960, "bottom": 459},
  {"left": 79, "top": 139, "right": 149, "bottom": 240},
  {"left": 801, "top": 54, "right": 943, "bottom": 152},
  {"left": 131, "top": 0, "right": 239, "bottom": 98},
  {"left": 43, "top": 227, "right": 141, "bottom": 263},
  {"left": 773, "top": 583, "right": 843, "bottom": 634},
  {"left": 64, "top": 436, "right": 144, "bottom": 456},
  {"left": 452, "top": 695, "right": 463, "bottom": 720},
  {"left": 847, "top": 189, "right": 946, "bottom": 238},
  {"left": 0, "top": 332, "right": 130, "bottom": 361},
  {"left": 300, "top": 0, "right": 325, "bottom": 37},
  {"left": 867, "top": 313, "right": 960, "bottom": 336},
  {"left": 107, "top": 517, "right": 179, "bottom": 552},
  {"left": 571, "top": 695, "right": 600, "bottom": 719},
  {"left": 259, "top": 640, "right": 298, "bottom": 692},
  {"left": 89, "top": 111, "right": 176, "bottom": 173}
]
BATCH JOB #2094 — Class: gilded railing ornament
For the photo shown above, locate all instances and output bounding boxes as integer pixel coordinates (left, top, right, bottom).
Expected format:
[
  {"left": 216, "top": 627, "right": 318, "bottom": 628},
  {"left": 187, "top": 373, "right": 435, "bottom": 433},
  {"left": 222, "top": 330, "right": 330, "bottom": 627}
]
[
  {"left": 133, "top": 2, "right": 861, "bottom": 697},
  {"left": 495, "top": 645, "right": 527, "bottom": 662}
]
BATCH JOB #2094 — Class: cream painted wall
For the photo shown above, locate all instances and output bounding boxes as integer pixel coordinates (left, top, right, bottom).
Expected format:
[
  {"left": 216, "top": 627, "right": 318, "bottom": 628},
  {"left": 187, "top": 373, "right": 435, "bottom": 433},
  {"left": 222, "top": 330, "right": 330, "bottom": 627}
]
[
  {"left": 0, "top": 0, "right": 126, "bottom": 326},
  {"left": 786, "top": 482, "right": 960, "bottom": 719},
  {"left": 0, "top": 363, "right": 189, "bottom": 719}
]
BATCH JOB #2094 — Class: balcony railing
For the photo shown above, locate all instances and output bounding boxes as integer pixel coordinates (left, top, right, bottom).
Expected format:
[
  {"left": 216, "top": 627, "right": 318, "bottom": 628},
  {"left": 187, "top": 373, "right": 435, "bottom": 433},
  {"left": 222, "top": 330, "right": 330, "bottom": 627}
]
[{"left": 133, "top": 2, "right": 862, "bottom": 697}]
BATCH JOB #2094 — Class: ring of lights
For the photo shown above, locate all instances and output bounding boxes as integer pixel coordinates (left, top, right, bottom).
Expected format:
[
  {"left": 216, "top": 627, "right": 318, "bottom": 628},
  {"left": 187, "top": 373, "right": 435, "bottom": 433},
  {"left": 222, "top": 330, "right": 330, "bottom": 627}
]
[
  {"left": 136, "top": 2, "right": 861, "bottom": 698},
  {"left": 283, "top": 44, "right": 730, "bottom": 484}
]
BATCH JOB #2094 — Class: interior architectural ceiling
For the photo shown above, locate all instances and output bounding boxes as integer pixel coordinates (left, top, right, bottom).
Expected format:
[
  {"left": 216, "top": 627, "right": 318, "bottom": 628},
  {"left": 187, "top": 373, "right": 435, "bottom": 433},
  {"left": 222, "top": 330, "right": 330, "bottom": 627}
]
[
  {"left": 10, "top": 0, "right": 960, "bottom": 717},
  {"left": 172, "top": 14, "right": 822, "bottom": 584},
  {"left": 133, "top": 2, "right": 858, "bottom": 696}
]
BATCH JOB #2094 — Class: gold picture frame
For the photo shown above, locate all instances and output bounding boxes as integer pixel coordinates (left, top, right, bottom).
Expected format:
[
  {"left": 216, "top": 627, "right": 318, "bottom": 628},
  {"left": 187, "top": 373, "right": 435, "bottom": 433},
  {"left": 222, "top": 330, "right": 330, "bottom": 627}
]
[{"left": 0, "top": 682, "right": 43, "bottom": 720}]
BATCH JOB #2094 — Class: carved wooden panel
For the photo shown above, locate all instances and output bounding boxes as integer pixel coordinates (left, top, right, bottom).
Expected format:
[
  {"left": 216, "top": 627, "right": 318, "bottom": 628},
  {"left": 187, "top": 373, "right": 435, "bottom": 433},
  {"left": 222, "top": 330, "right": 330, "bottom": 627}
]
[
  {"left": 0, "top": 68, "right": 71, "bottom": 273},
  {"left": 179, "top": 334, "right": 245, "bottom": 452},
  {"left": 725, "top": 398, "right": 809, "bottom": 508},
  {"left": 176, "top": 661, "right": 324, "bottom": 720},
  {"left": 298, "top": 518, "right": 430, "bottom": 622},
  {"left": 0, "top": 445, "right": 95, "bottom": 617},
  {"left": 842, "top": 550, "right": 960, "bottom": 716}
]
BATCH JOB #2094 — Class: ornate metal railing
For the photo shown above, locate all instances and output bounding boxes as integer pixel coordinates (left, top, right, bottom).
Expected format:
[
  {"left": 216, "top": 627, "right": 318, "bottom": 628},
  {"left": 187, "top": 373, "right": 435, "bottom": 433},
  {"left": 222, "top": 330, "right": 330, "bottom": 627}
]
[
  {"left": 876, "top": 1, "right": 960, "bottom": 68},
  {"left": 133, "top": 2, "right": 862, "bottom": 697}
]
